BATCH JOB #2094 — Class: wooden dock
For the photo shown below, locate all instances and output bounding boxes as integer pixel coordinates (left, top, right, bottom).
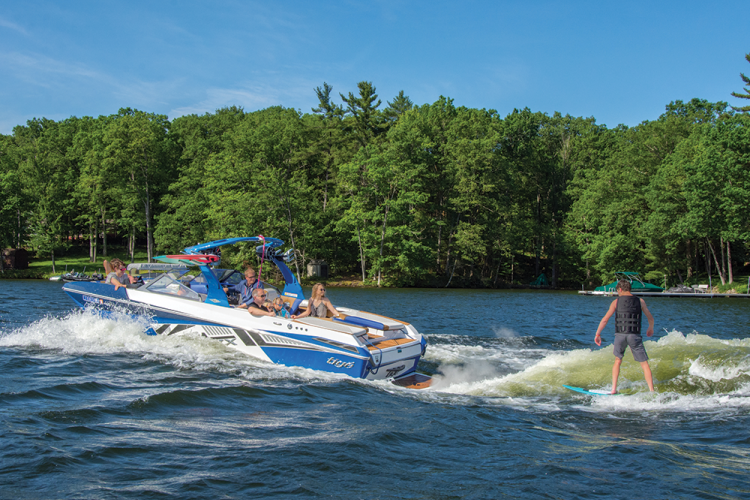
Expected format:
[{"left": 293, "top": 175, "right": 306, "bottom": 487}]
[{"left": 578, "top": 291, "right": 750, "bottom": 298}]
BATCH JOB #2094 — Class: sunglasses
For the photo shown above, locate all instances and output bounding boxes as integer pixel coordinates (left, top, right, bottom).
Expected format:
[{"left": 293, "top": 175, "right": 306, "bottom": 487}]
[
  {"left": 258, "top": 294, "right": 267, "bottom": 298},
  {"left": 119, "top": 267, "right": 126, "bottom": 271}
]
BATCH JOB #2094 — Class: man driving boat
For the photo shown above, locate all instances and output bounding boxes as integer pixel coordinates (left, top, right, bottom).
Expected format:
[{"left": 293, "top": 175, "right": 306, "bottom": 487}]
[{"left": 224, "top": 267, "right": 264, "bottom": 309}]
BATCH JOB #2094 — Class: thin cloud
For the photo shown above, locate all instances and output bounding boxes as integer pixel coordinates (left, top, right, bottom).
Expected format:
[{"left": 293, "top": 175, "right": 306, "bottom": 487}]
[
  {"left": 0, "top": 16, "right": 28, "bottom": 36},
  {"left": 168, "top": 77, "right": 322, "bottom": 118},
  {"left": 1, "top": 50, "right": 186, "bottom": 111}
]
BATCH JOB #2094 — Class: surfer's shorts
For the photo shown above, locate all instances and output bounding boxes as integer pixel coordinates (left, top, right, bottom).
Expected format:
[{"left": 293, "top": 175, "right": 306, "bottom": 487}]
[{"left": 613, "top": 334, "right": 648, "bottom": 362}]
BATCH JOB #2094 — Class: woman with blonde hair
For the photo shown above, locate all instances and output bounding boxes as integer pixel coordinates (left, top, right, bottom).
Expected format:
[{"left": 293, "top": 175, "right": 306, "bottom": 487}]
[{"left": 292, "top": 283, "right": 340, "bottom": 319}]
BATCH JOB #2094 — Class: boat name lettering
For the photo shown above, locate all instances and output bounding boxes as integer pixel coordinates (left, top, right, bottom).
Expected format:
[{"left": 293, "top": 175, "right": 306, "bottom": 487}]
[
  {"left": 386, "top": 365, "right": 405, "bottom": 377},
  {"left": 82, "top": 295, "right": 102, "bottom": 304},
  {"left": 326, "top": 357, "right": 354, "bottom": 369}
]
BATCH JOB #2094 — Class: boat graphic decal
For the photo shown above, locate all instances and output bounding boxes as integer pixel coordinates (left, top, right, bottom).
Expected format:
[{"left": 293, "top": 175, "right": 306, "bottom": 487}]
[
  {"left": 259, "top": 333, "right": 310, "bottom": 348},
  {"left": 203, "top": 326, "right": 235, "bottom": 337},
  {"left": 166, "top": 325, "right": 191, "bottom": 336},
  {"left": 313, "top": 337, "right": 360, "bottom": 353},
  {"left": 326, "top": 357, "right": 355, "bottom": 369},
  {"left": 233, "top": 329, "right": 257, "bottom": 347}
]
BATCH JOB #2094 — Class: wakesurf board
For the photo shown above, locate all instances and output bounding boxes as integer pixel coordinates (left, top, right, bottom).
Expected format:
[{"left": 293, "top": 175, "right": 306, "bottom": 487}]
[{"left": 563, "top": 385, "right": 616, "bottom": 396}]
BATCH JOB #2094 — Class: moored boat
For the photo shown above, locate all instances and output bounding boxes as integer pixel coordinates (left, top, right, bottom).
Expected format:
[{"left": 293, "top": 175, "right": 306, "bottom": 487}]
[
  {"left": 593, "top": 271, "right": 664, "bottom": 293},
  {"left": 61, "top": 237, "right": 430, "bottom": 388}
]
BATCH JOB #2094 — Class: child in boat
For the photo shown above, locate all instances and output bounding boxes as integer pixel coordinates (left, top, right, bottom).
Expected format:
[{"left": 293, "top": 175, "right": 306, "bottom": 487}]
[{"left": 272, "top": 297, "right": 291, "bottom": 318}]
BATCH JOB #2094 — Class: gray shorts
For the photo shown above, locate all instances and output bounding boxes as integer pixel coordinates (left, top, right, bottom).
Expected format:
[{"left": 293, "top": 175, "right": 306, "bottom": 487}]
[{"left": 613, "top": 334, "right": 649, "bottom": 362}]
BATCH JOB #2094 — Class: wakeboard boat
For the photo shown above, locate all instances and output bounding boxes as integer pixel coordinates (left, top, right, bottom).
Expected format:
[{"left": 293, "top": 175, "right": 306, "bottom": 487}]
[{"left": 61, "top": 237, "right": 431, "bottom": 389}]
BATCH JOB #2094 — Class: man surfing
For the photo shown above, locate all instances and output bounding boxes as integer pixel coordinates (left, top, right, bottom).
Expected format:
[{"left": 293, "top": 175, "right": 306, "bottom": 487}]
[{"left": 594, "top": 280, "right": 655, "bottom": 393}]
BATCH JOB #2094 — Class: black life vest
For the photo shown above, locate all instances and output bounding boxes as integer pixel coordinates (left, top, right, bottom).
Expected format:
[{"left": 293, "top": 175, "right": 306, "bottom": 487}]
[{"left": 615, "top": 296, "right": 642, "bottom": 334}]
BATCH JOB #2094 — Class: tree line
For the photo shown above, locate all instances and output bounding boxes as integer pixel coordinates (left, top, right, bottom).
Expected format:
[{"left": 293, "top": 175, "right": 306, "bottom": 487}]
[{"left": 1, "top": 73, "right": 749, "bottom": 287}]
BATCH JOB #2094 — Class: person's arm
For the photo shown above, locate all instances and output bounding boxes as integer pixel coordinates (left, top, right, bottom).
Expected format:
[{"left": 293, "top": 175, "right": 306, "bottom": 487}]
[
  {"left": 641, "top": 299, "right": 655, "bottom": 337},
  {"left": 594, "top": 299, "right": 618, "bottom": 346},
  {"left": 248, "top": 303, "right": 275, "bottom": 317},
  {"left": 324, "top": 298, "right": 341, "bottom": 318},
  {"left": 235, "top": 283, "right": 250, "bottom": 309},
  {"left": 113, "top": 276, "right": 127, "bottom": 290},
  {"left": 291, "top": 306, "right": 311, "bottom": 319}
]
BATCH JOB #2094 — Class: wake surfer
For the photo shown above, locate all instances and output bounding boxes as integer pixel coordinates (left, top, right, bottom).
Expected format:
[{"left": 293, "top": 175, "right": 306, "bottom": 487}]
[{"left": 594, "top": 280, "right": 655, "bottom": 393}]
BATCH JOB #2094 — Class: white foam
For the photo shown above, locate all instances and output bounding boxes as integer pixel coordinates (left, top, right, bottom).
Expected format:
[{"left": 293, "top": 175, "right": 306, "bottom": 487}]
[
  {"left": 0, "top": 309, "right": 345, "bottom": 385},
  {"left": 688, "top": 356, "right": 750, "bottom": 382},
  {"left": 424, "top": 329, "right": 750, "bottom": 413}
]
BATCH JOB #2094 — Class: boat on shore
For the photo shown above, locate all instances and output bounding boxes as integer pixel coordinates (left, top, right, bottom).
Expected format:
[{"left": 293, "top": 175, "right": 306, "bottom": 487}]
[
  {"left": 49, "top": 267, "right": 104, "bottom": 283},
  {"left": 61, "top": 237, "right": 431, "bottom": 389}
]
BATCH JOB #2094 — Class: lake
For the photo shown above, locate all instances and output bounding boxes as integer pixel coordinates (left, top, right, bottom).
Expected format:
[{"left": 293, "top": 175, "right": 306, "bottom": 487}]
[{"left": 2, "top": 281, "right": 750, "bottom": 499}]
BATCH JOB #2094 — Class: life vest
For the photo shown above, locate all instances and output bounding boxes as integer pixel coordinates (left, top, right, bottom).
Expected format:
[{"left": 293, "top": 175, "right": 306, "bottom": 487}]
[{"left": 615, "top": 296, "right": 642, "bottom": 334}]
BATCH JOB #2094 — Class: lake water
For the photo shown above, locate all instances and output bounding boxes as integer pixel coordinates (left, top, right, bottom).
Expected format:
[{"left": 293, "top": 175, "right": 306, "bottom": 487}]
[{"left": 2, "top": 281, "right": 750, "bottom": 499}]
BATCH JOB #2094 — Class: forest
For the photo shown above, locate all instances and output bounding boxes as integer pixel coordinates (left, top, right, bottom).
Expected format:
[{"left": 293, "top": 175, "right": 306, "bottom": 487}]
[{"left": 1, "top": 71, "right": 749, "bottom": 288}]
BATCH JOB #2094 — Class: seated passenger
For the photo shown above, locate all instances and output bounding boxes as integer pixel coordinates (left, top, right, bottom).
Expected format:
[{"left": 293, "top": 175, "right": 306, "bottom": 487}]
[
  {"left": 224, "top": 267, "right": 264, "bottom": 309},
  {"left": 248, "top": 288, "right": 275, "bottom": 317},
  {"left": 272, "top": 297, "right": 292, "bottom": 318},
  {"left": 104, "top": 258, "right": 135, "bottom": 285},
  {"left": 106, "top": 261, "right": 131, "bottom": 291},
  {"left": 291, "top": 283, "right": 340, "bottom": 319}
]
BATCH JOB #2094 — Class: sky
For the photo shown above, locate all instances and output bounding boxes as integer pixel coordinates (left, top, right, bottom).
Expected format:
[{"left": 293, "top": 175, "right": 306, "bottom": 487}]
[{"left": 1, "top": 0, "right": 749, "bottom": 134}]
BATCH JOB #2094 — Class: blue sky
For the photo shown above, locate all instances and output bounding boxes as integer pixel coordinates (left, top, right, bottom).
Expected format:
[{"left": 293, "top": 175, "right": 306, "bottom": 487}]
[{"left": 1, "top": 1, "right": 748, "bottom": 134}]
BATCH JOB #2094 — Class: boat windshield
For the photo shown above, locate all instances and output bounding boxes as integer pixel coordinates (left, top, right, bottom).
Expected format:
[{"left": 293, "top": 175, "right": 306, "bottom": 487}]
[{"left": 144, "top": 270, "right": 202, "bottom": 301}]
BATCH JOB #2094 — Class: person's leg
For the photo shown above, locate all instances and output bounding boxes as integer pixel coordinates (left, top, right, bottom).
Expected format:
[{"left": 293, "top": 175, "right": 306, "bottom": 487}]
[
  {"left": 640, "top": 361, "right": 654, "bottom": 392},
  {"left": 611, "top": 357, "right": 622, "bottom": 394}
]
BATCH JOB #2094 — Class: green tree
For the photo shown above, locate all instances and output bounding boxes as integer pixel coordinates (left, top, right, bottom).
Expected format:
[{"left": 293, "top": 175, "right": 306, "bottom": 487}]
[
  {"left": 155, "top": 106, "right": 246, "bottom": 253},
  {"left": 100, "top": 109, "right": 177, "bottom": 262},
  {"left": 731, "top": 52, "right": 750, "bottom": 113},
  {"left": 0, "top": 134, "right": 29, "bottom": 250},
  {"left": 340, "top": 81, "right": 384, "bottom": 147},
  {"left": 14, "top": 118, "right": 81, "bottom": 271}
]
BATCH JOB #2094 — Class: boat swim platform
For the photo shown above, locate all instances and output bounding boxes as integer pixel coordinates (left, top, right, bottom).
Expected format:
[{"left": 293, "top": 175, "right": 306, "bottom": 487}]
[
  {"left": 366, "top": 338, "right": 416, "bottom": 350},
  {"left": 579, "top": 291, "right": 750, "bottom": 298}
]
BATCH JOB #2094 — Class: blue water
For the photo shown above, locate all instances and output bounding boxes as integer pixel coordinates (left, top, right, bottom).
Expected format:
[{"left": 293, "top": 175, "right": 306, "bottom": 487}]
[{"left": 2, "top": 281, "right": 750, "bottom": 499}]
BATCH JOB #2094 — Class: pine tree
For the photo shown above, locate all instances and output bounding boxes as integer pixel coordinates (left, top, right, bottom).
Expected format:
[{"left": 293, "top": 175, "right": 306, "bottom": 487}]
[{"left": 730, "top": 52, "right": 750, "bottom": 112}]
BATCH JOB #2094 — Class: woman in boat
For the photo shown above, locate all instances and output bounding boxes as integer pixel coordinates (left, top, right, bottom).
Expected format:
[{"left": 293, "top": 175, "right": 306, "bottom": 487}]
[
  {"left": 106, "top": 260, "right": 131, "bottom": 291},
  {"left": 291, "top": 283, "right": 340, "bottom": 319}
]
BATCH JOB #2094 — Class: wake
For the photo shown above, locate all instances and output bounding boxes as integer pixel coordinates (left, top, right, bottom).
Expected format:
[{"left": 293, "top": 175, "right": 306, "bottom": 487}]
[{"left": 423, "top": 330, "right": 750, "bottom": 410}]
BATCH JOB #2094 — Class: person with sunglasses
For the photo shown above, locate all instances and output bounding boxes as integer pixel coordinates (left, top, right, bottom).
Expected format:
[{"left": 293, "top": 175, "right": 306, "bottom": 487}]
[
  {"left": 104, "top": 258, "right": 133, "bottom": 290},
  {"left": 248, "top": 288, "right": 275, "bottom": 317},
  {"left": 291, "top": 283, "right": 340, "bottom": 319}
]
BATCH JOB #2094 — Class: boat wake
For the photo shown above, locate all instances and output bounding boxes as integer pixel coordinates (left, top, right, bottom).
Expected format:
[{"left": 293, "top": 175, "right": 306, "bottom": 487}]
[
  {"left": 424, "top": 330, "right": 750, "bottom": 411},
  {"left": 0, "top": 309, "right": 348, "bottom": 385},
  {"left": 4, "top": 312, "right": 749, "bottom": 411}
]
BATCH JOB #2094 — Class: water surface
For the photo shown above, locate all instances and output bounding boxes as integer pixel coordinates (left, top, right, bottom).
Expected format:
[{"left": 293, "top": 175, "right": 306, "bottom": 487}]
[{"left": 2, "top": 281, "right": 749, "bottom": 499}]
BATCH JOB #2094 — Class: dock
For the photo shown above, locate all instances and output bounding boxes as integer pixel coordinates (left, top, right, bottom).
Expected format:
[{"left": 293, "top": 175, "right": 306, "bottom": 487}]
[{"left": 578, "top": 290, "right": 750, "bottom": 298}]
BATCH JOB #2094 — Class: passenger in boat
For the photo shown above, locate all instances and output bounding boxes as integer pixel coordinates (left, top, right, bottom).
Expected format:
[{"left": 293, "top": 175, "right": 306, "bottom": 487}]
[
  {"left": 224, "top": 267, "right": 264, "bottom": 309},
  {"left": 247, "top": 288, "right": 275, "bottom": 317},
  {"left": 291, "top": 283, "right": 340, "bottom": 319},
  {"left": 103, "top": 259, "right": 134, "bottom": 284},
  {"left": 272, "top": 297, "right": 291, "bottom": 318},
  {"left": 594, "top": 280, "right": 655, "bottom": 394},
  {"left": 106, "top": 262, "right": 131, "bottom": 291}
]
